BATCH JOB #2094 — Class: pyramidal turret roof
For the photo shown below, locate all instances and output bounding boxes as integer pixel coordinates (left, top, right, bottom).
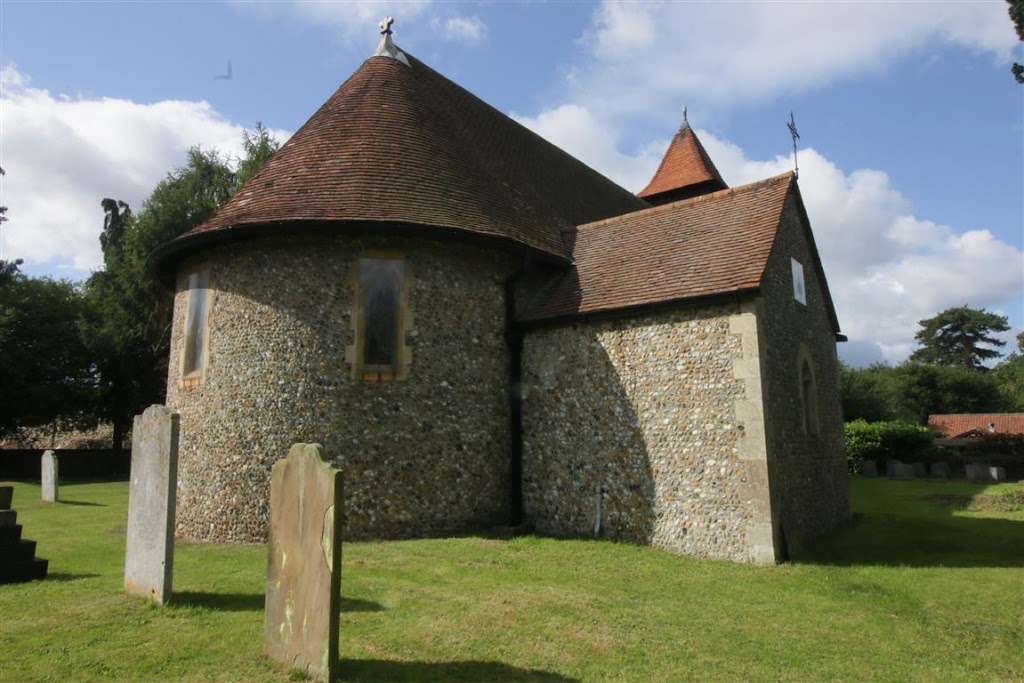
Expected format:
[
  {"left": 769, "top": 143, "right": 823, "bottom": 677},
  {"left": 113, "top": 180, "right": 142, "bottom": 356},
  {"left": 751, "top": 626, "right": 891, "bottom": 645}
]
[
  {"left": 637, "top": 123, "right": 727, "bottom": 205},
  {"left": 157, "top": 29, "right": 647, "bottom": 269}
]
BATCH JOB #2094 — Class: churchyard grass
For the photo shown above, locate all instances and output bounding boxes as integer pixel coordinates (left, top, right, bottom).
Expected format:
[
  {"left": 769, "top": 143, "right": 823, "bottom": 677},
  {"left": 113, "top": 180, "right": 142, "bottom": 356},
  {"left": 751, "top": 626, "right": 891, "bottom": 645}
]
[{"left": 0, "top": 477, "right": 1021, "bottom": 682}]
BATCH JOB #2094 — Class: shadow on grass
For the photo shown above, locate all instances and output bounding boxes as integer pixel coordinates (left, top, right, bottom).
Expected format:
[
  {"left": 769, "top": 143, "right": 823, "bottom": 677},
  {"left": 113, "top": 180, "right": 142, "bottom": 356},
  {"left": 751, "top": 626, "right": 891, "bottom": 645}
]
[
  {"left": 172, "top": 591, "right": 384, "bottom": 613},
  {"left": 46, "top": 572, "right": 100, "bottom": 582},
  {"left": 56, "top": 500, "right": 106, "bottom": 507},
  {"left": 796, "top": 481, "right": 1024, "bottom": 568},
  {"left": 338, "top": 659, "right": 577, "bottom": 682}
]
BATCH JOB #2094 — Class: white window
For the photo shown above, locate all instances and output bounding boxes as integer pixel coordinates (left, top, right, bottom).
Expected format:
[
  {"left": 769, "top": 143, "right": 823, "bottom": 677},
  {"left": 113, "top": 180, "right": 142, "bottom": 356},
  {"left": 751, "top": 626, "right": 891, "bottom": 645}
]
[
  {"left": 182, "top": 270, "right": 210, "bottom": 385},
  {"left": 791, "top": 258, "right": 806, "bottom": 305}
]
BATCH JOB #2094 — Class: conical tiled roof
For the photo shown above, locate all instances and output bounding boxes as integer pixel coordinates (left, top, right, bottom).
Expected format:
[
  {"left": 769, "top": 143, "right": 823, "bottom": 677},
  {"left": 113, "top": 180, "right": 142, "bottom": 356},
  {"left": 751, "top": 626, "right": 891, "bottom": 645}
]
[
  {"left": 156, "top": 51, "right": 647, "bottom": 269},
  {"left": 637, "top": 125, "right": 727, "bottom": 205}
]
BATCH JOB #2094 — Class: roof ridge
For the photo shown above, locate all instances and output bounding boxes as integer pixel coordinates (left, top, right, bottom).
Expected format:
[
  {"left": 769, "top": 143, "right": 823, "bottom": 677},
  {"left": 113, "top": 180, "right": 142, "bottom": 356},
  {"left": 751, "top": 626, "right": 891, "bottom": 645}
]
[{"left": 573, "top": 171, "right": 794, "bottom": 233}]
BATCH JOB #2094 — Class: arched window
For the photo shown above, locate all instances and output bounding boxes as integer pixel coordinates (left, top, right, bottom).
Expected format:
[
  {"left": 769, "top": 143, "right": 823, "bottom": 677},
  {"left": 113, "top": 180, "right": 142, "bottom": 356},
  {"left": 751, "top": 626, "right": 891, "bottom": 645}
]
[{"left": 799, "top": 356, "right": 819, "bottom": 436}]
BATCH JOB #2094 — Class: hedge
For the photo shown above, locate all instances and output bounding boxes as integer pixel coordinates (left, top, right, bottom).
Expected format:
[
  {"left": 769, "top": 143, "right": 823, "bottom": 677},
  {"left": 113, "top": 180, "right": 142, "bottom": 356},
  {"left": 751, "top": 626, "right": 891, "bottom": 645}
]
[{"left": 844, "top": 420, "right": 935, "bottom": 474}]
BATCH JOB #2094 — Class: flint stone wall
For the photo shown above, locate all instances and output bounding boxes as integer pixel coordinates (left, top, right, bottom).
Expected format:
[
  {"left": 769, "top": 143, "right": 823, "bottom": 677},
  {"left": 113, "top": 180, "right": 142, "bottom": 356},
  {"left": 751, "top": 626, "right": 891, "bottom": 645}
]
[
  {"left": 520, "top": 303, "right": 774, "bottom": 563},
  {"left": 167, "top": 234, "right": 516, "bottom": 543},
  {"left": 758, "top": 194, "right": 850, "bottom": 553}
]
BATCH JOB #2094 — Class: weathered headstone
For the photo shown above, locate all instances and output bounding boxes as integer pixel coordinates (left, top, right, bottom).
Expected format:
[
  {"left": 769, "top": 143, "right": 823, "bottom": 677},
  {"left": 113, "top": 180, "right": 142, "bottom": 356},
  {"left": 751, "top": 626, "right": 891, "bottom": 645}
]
[
  {"left": 890, "top": 463, "right": 915, "bottom": 479},
  {"left": 265, "top": 444, "right": 343, "bottom": 683},
  {"left": 41, "top": 451, "right": 58, "bottom": 502},
  {"left": 0, "top": 486, "right": 12, "bottom": 510},
  {"left": 124, "top": 405, "right": 180, "bottom": 606},
  {"left": 911, "top": 462, "right": 928, "bottom": 478},
  {"left": 860, "top": 461, "right": 878, "bottom": 477},
  {"left": 929, "top": 462, "right": 950, "bottom": 479},
  {"left": 966, "top": 463, "right": 1000, "bottom": 483},
  {"left": 886, "top": 460, "right": 903, "bottom": 478}
]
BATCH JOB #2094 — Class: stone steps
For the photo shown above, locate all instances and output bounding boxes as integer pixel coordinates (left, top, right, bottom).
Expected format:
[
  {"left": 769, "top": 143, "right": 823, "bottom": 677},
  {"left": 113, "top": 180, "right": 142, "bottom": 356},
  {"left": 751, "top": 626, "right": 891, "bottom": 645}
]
[{"left": 0, "top": 485, "right": 48, "bottom": 584}]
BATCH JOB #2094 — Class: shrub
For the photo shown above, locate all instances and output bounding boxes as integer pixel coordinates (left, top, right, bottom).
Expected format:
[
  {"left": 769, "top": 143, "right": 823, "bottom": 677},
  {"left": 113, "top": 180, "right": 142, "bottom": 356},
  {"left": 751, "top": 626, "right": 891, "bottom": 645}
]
[{"left": 844, "top": 420, "right": 935, "bottom": 473}]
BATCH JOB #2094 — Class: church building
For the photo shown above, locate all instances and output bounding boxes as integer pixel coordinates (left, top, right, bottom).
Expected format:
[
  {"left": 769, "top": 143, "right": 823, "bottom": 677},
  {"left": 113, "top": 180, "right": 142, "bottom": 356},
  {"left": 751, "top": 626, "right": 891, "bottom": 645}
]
[{"left": 153, "top": 22, "right": 849, "bottom": 564}]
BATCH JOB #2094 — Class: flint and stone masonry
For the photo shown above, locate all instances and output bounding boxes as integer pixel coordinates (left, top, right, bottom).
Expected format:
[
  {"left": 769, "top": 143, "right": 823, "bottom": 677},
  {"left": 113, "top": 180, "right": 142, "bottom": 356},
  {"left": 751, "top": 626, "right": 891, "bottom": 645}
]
[
  {"left": 124, "top": 405, "right": 180, "bottom": 605},
  {"left": 41, "top": 450, "right": 58, "bottom": 503},
  {"left": 167, "top": 235, "right": 516, "bottom": 543},
  {"left": 264, "top": 444, "right": 343, "bottom": 683}
]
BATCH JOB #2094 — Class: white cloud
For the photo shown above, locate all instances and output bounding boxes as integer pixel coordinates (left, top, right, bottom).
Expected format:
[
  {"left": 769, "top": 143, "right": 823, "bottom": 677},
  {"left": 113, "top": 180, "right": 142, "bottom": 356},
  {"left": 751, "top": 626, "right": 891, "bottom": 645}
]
[
  {"left": 573, "top": 1, "right": 1018, "bottom": 117},
  {"left": 514, "top": 106, "right": 1024, "bottom": 365},
  {"left": 434, "top": 15, "right": 487, "bottom": 43},
  {"left": 0, "top": 65, "right": 289, "bottom": 274}
]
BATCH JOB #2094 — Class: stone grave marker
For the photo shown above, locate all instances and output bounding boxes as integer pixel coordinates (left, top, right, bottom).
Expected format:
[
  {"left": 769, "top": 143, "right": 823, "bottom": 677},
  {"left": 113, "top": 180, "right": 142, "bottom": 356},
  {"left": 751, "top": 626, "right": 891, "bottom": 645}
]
[
  {"left": 265, "top": 443, "right": 343, "bottom": 683},
  {"left": 41, "top": 451, "right": 58, "bottom": 502},
  {"left": 988, "top": 466, "right": 1007, "bottom": 482},
  {"left": 929, "top": 462, "right": 950, "bottom": 479},
  {"left": 890, "top": 463, "right": 915, "bottom": 479},
  {"left": 885, "top": 460, "right": 903, "bottom": 478},
  {"left": 911, "top": 462, "right": 928, "bottom": 478},
  {"left": 860, "top": 461, "right": 878, "bottom": 477},
  {"left": 0, "top": 485, "right": 48, "bottom": 583},
  {"left": 124, "top": 405, "right": 180, "bottom": 606},
  {"left": 966, "top": 463, "right": 1003, "bottom": 483}
]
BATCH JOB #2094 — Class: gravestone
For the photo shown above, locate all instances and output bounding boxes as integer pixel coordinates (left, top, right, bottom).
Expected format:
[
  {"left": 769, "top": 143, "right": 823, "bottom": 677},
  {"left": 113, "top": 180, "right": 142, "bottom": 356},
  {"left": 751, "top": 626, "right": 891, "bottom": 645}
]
[
  {"left": 929, "top": 462, "right": 950, "bottom": 479},
  {"left": 0, "top": 485, "right": 48, "bottom": 583},
  {"left": 886, "top": 460, "right": 903, "bottom": 478},
  {"left": 860, "top": 461, "right": 878, "bottom": 477},
  {"left": 265, "top": 444, "right": 343, "bottom": 683},
  {"left": 124, "top": 405, "right": 180, "bottom": 606},
  {"left": 41, "top": 451, "right": 58, "bottom": 502},
  {"left": 890, "top": 463, "right": 915, "bottom": 479},
  {"left": 966, "top": 463, "right": 1001, "bottom": 483},
  {"left": 911, "top": 462, "right": 928, "bottom": 478}
]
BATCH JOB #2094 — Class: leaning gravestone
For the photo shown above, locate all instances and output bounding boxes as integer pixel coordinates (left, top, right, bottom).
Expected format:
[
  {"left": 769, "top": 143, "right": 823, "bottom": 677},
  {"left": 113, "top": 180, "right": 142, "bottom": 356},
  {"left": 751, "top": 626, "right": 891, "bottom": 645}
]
[
  {"left": 265, "top": 444, "right": 343, "bottom": 683},
  {"left": 41, "top": 451, "right": 58, "bottom": 502},
  {"left": 124, "top": 405, "right": 180, "bottom": 606}
]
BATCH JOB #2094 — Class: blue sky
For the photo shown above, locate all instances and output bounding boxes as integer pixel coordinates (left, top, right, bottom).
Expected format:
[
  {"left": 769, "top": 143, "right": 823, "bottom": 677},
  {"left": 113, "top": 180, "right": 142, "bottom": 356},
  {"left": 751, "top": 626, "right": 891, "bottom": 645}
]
[{"left": 2, "top": 1, "right": 1022, "bottom": 365}]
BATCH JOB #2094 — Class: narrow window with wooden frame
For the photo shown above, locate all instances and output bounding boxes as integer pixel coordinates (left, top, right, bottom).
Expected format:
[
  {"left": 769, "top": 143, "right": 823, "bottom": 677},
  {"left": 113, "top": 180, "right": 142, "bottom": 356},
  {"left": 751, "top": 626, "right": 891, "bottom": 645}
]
[
  {"left": 356, "top": 257, "right": 406, "bottom": 382},
  {"left": 181, "top": 270, "right": 211, "bottom": 388}
]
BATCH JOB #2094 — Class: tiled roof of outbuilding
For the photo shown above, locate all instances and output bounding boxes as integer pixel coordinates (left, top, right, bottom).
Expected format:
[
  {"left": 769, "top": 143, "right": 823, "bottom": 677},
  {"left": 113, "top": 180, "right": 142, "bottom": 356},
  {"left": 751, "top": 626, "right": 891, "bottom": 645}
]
[
  {"left": 519, "top": 173, "right": 797, "bottom": 322},
  {"left": 637, "top": 125, "right": 727, "bottom": 201},
  {"left": 928, "top": 414, "right": 1024, "bottom": 438},
  {"left": 162, "top": 52, "right": 647, "bottom": 263}
]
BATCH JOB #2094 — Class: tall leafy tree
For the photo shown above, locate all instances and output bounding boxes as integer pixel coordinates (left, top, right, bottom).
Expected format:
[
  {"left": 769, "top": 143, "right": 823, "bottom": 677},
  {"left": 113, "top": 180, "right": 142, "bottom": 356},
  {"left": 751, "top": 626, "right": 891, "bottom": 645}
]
[
  {"left": 993, "top": 331, "right": 1024, "bottom": 410},
  {"left": 81, "top": 129, "right": 280, "bottom": 448},
  {"left": 909, "top": 306, "right": 1010, "bottom": 370},
  {"left": 0, "top": 272, "right": 93, "bottom": 437}
]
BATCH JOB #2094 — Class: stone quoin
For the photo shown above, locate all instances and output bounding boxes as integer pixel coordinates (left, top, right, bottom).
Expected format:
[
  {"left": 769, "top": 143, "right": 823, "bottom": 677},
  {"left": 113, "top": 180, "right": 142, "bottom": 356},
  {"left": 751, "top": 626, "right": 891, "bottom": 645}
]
[{"left": 153, "top": 19, "right": 849, "bottom": 563}]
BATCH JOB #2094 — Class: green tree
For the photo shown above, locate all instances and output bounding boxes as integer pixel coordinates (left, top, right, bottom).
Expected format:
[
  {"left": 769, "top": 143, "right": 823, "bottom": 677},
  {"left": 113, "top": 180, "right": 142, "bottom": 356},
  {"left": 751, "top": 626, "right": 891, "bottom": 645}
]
[
  {"left": 1009, "top": 0, "right": 1024, "bottom": 83},
  {"left": 889, "top": 363, "right": 1007, "bottom": 424},
  {"left": 992, "top": 331, "right": 1024, "bottom": 410},
  {"left": 909, "top": 306, "right": 1009, "bottom": 370},
  {"left": 81, "top": 129, "right": 279, "bottom": 448},
  {"left": 0, "top": 272, "right": 94, "bottom": 437},
  {"left": 840, "top": 363, "right": 896, "bottom": 422}
]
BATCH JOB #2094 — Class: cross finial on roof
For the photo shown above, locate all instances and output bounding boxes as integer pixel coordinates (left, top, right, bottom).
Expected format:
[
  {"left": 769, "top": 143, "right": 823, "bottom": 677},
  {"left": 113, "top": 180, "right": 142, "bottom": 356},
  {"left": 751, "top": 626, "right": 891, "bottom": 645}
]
[
  {"left": 373, "top": 16, "right": 410, "bottom": 66},
  {"left": 682, "top": 106, "right": 689, "bottom": 129},
  {"left": 787, "top": 111, "right": 800, "bottom": 178}
]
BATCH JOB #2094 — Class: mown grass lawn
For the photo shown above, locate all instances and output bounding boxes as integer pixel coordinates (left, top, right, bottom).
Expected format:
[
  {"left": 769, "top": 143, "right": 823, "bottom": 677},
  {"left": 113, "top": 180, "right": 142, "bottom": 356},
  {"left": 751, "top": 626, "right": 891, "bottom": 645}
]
[{"left": 0, "top": 477, "right": 1022, "bottom": 682}]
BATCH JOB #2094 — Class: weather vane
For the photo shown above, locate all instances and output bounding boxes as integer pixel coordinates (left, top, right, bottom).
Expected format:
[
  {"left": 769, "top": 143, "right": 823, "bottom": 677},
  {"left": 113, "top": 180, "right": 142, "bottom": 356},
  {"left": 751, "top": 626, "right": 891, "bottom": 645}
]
[
  {"left": 379, "top": 16, "right": 394, "bottom": 35},
  {"left": 682, "top": 106, "right": 688, "bottom": 129},
  {"left": 787, "top": 111, "right": 800, "bottom": 178}
]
